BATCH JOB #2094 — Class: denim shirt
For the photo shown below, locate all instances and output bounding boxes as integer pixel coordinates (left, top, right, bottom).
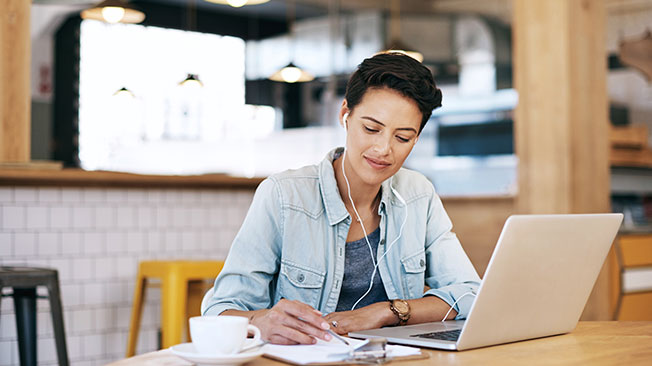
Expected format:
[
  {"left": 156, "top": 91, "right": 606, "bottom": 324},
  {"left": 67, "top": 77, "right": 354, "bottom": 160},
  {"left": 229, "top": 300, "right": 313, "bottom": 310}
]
[{"left": 203, "top": 148, "right": 481, "bottom": 319}]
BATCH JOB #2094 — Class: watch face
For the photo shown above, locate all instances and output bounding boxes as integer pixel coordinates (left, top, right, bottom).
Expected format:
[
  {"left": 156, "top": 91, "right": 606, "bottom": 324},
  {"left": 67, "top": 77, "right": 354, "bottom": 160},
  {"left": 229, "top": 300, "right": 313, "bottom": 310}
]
[{"left": 394, "top": 300, "right": 409, "bottom": 313}]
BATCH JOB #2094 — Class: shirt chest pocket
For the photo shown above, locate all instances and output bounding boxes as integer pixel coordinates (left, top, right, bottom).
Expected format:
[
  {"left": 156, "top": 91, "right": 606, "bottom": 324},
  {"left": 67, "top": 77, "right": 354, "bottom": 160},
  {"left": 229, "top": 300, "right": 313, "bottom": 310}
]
[
  {"left": 400, "top": 250, "right": 426, "bottom": 299},
  {"left": 278, "top": 260, "right": 325, "bottom": 309}
]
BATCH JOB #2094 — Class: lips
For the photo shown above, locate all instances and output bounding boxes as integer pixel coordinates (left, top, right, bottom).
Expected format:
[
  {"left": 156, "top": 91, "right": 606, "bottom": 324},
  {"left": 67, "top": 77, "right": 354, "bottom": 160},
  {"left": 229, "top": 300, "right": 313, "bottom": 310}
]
[{"left": 364, "top": 156, "right": 391, "bottom": 170}]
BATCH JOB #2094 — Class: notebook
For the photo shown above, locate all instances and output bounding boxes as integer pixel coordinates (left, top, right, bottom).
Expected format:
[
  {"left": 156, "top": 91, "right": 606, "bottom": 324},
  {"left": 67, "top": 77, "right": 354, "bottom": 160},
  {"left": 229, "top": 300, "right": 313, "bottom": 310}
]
[{"left": 349, "top": 214, "right": 623, "bottom": 351}]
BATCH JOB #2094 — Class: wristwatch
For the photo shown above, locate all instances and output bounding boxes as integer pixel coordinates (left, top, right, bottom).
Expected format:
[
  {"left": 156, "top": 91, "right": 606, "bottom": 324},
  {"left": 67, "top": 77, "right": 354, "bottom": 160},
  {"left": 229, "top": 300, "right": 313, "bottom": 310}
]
[{"left": 389, "top": 299, "right": 411, "bottom": 326}]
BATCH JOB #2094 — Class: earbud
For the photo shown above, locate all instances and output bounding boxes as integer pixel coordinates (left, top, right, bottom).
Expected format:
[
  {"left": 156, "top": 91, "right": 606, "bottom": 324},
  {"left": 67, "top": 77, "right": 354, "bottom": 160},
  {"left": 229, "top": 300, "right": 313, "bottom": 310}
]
[{"left": 342, "top": 112, "right": 349, "bottom": 130}]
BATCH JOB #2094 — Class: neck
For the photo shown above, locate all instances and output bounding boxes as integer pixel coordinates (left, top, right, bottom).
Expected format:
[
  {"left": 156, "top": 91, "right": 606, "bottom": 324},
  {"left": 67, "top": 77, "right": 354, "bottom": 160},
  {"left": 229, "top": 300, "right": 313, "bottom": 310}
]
[{"left": 333, "top": 152, "right": 382, "bottom": 213}]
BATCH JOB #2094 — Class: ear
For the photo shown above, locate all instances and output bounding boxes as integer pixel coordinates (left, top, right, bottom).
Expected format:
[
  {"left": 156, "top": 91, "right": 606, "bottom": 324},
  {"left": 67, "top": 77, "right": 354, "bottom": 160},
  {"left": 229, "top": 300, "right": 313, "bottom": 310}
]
[{"left": 339, "top": 100, "right": 350, "bottom": 129}]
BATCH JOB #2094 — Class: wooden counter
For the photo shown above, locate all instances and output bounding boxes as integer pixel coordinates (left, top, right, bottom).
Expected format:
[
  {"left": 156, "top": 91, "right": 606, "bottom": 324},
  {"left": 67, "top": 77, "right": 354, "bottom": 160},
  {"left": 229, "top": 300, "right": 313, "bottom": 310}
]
[{"left": 0, "top": 169, "right": 264, "bottom": 189}]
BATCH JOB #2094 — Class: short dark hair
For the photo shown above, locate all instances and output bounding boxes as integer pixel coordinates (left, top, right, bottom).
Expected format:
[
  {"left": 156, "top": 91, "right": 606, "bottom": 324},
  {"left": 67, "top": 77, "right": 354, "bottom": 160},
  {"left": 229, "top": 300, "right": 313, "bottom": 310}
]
[{"left": 344, "top": 52, "right": 442, "bottom": 133}]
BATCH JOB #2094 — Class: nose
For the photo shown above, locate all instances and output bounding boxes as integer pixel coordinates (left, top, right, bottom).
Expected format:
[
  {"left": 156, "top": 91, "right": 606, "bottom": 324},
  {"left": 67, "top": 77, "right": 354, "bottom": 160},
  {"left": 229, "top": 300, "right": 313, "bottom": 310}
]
[{"left": 372, "top": 133, "right": 392, "bottom": 156}]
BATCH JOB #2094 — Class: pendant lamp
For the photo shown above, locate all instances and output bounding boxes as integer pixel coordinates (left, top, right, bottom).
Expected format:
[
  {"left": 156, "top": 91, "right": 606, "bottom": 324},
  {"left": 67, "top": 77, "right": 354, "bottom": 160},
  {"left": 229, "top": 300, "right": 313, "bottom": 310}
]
[
  {"left": 380, "top": 0, "right": 423, "bottom": 62},
  {"left": 113, "top": 87, "right": 135, "bottom": 98},
  {"left": 204, "top": 0, "right": 270, "bottom": 8},
  {"left": 619, "top": 30, "right": 652, "bottom": 81},
  {"left": 81, "top": 0, "right": 145, "bottom": 24},
  {"left": 269, "top": 0, "right": 314, "bottom": 83},
  {"left": 179, "top": 74, "right": 204, "bottom": 88}
]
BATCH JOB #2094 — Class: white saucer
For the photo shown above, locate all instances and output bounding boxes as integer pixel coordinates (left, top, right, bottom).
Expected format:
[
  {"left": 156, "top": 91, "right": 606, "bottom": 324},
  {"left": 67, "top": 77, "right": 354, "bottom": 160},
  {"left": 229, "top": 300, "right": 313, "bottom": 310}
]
[{"left": 170, "top": 340, "right": 265, "bottom": 366}]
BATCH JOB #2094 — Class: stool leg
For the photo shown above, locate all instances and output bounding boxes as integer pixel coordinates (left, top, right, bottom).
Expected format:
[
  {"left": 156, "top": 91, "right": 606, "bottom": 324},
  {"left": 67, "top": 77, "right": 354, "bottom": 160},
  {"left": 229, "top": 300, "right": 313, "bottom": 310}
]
[
  {"left": 161, "top": 272, "right": 187, "bottom": 348},
  {"left": 13, "top": 288, "right": 37, "bottom": 366},
  {"left": 126, "top": 275, "right": 147, "bottom": 357},
  {"left": 47, "top": 277, "right": 69, "bottom": 366}
]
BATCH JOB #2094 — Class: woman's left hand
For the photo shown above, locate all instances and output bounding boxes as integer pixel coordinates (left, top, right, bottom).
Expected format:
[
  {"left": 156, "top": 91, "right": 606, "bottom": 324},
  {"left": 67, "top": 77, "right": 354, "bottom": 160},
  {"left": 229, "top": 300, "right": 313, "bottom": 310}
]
[{"left": 323, "top": 302, "right": 393, "bottom": 335}]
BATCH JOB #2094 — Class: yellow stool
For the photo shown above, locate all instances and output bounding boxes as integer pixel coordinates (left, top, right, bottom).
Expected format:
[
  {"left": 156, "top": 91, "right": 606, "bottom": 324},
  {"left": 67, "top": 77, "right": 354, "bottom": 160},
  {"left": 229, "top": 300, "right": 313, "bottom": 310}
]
[{"left": 126, "top": 260, "right": 224, "bottom": 356}]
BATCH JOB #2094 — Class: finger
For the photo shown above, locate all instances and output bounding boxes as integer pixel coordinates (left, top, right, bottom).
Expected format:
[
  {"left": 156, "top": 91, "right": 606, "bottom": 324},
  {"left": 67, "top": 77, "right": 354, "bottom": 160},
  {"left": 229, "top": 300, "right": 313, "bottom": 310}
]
[
  {"left": 268, "top": 334, "right": 299, "bottom": 345},
  {"left": 282, "top": 300, "right": 330, "bottom": 331},
  {"left": 275, "top": 324, "right": 318, "bottom": 345},
  {"left": 284, "top": 315, "right": 331, "bottom": 341}
]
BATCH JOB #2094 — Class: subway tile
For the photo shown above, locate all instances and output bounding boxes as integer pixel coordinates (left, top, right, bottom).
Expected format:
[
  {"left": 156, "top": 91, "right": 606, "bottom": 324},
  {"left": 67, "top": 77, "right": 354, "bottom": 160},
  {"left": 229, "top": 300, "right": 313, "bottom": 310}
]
[
  {"left": 49, "top": 206, "right": 71, "bottom": 229},
  {"left": 38, "top": 188, "right": 61, "bottom": 203},
  {"left": 37, "top": 310, "right": 53, "bottom": 337},
  {"left": 82, "top": 333, "right": 104, "bottom": 358},
  {"left": 83, "top": 283, "right": 105, "bottom": 306},
  {"left": 137, "top": 207, "right": 155, "bottom": 229},
  {"left": 95, "top": 206, "right": 116, "bottom": 229},
  {"left": 82, "top": 188, "right": 105, "bottom": 203},
  {"left": 60, "top": 188, "right": 82, "bottom": 203},
  {"left": 37, "top": 337, "right": 58, "bottom": 363},
  {"left": 13, "top": 187, "right": 38, "bottom": 203},
  {"left": 172, "top": 208, "right": 189, "bottom": 228},
  {"left": 164, "top": 190, "right": 182, "bottom": 204},
  {"left": 145, "top": 231, "right": 161, "bottom": 253},
  {"left": 190, "top": 207, "right": 206, "bottom": 228},
  {"left": 106, "top": 330, "right": 127, "bottom": 357},
  {"left": 104, "top": 281, "right": 124, "bottom": 306},
  {"left": 136, "top": 328, "right": 158, "bottom": 354},
  {"left": 47, "top": 258, "right": 72, "bottom": 281},
  {"left": 0, "top": 188, "right": 12, "bottom": 203},
  {"left": 73, "top": 308, "right": 94, "bottom": 334},
  {"left": 164, "top": 231, "right": 181, "bottom": 253},
  {"left": 116, "top": 206, "right": 136, "bottom": 229},
  {"left": 0, "top": 314, "right": 16, "bottom": 340},
  {"left": 26, "top": 206, "right": 49, "bottom": 229},
  {"left": 115, "top": 305, "right": 132, "bottom": 332},
  {"left": 13, "top": 233, "right": 37, "bottom": 257},
  {"left": 155, "top": 207, "right": 171, "bottom": 228},
  {"left": 94, "top": 307, "right": 114, "bottom": 333},
  {"left": 60, "top": 283, "right": 82, "bottom": 308},
  {"left": 114, "top": 256, "right": 137, "bottom": 280},
  {"left": 37, "top": 232, "right": 60, "bottom": 256},
  {"left": 72, "top": 206, "right": 94, "bottom": 229},
  {"left": 72, "top": 258, "right": 94, "bottom": 281},
  {"left": 94, "top": 257, "right": 115, "bottom": 280},
  {"left": 199, "top": 190, "right": 220, "bottom": 204},
  {"left": 2, "top": 206, "right": 26, "bottom": 230},
  {"left": 60, "top": 232, "right": 83, "bottom": 256},
  {"left": 63, "top": 310, "right": 74, "bottom": 338},
  {"left": 66, "top": 335, "right": 83, "bottom": 360},
  {"left": 83, "top": 232, "right": 105, "bottom": 255},
  {"left": 106, "top": 232, "right": 126, "bottom": 254},
  {"left": 146, "top": 189, "right": 164, "bottom": 203},
  {"left": 207, "top": 207, "right": 224, "bottom": 228},
  {"left": 105, "top": 189, "right": 127, "bottom": 203},
  {"left": 180, "top": 190, "right": 200, "bottom": 204},
  {"left": 0, "top": 233, "right": 12, "bottom": 257},
  {"left": 126, "top": 189, "right": 147, "bottom": 203},
  {"left": 181, "top": 231, "right": 199, "bottom": 252},
  {"left": 126, "top": 232, "right": 145, "bottom": 254},
  {"left": 0, "top": 340, "right": 15, "bottom": 366}
]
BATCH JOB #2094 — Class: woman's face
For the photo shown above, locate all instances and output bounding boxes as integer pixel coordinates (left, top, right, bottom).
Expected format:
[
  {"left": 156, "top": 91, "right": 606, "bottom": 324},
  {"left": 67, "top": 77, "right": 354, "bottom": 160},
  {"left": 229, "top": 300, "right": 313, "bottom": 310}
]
[{"left": 340, "top": 87, "right": 422, "bottom": 187}]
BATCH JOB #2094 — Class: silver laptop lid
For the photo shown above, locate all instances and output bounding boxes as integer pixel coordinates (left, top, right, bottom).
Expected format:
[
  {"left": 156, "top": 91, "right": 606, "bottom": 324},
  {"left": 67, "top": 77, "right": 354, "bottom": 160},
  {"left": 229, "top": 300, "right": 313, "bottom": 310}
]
[{"left": 457, "top": 214, "right": 623, "bottom": 350}]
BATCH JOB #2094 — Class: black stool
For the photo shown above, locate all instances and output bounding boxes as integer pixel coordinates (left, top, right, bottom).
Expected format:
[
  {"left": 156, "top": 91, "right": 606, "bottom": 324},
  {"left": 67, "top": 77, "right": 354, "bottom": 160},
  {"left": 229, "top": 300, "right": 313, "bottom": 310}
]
[{"left": 0, "top": 267, "right": 69, "bottom": 366}]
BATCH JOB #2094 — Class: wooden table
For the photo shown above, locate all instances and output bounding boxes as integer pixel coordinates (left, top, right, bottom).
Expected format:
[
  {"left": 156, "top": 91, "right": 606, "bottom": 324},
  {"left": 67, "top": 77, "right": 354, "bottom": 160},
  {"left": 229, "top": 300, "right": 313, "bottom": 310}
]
[{"left": 109, "top": 322, "right": 652, "bottom": 366}]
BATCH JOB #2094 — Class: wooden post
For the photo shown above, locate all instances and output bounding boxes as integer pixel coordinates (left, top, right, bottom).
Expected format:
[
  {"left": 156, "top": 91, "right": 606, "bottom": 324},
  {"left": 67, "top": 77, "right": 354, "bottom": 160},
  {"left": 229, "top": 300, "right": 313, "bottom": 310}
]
[
  {"left": 513, "top": 0, "right": 611, "bottom": 319},
  {"left": 0, "top": 0, "right": 31, "bottom": 163}
]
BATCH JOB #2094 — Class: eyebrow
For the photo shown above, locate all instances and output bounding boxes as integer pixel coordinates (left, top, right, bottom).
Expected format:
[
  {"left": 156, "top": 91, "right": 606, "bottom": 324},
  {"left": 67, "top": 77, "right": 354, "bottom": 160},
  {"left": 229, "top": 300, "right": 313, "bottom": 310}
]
[{"left": 361, "top": 116, "right": 418, "bottom": 133}]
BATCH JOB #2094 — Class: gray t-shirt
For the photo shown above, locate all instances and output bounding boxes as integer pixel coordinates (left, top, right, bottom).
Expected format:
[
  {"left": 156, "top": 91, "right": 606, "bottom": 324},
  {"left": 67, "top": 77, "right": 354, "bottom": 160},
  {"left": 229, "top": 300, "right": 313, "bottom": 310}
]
[{"left": 335, "top": 226, "right": 389, "bottom": 312}]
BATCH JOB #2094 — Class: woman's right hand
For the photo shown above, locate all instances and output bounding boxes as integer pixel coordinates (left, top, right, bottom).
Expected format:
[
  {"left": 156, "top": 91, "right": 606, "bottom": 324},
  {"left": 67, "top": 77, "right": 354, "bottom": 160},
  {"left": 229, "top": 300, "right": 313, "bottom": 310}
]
[{"left": 250, "top": 299, "right": 333, "bottom": 345}]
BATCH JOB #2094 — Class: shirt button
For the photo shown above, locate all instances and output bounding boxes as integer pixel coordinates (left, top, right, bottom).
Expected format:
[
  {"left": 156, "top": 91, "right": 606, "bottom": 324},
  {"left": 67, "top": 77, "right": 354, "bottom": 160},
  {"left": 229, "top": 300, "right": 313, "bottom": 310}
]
[
  {"left": 380, "top": 239, "right": 386, "bottom": 245},
  {"left": 297, "top": 273, "right": 305, "bottom": 283},
  {"left": 420, "top": 259, "right": 425, "bottom": 267}
]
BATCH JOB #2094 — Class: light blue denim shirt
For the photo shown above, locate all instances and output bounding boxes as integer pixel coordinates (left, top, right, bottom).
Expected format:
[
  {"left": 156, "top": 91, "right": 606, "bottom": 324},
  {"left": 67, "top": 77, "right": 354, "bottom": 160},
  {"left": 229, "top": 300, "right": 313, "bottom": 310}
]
[{"left": 204, "top": 148, "right": 481, "bottom": 319}]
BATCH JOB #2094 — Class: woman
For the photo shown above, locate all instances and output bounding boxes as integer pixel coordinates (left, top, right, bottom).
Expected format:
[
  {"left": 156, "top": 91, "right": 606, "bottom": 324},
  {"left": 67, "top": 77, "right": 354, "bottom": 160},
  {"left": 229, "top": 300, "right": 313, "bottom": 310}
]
[{"left": 202, "top": 53, "right": 480, "bottom": 345}]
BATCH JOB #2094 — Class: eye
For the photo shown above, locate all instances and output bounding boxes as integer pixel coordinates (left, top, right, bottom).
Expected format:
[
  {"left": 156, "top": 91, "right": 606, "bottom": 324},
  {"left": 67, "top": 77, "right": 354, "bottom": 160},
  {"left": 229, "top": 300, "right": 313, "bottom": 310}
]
[
  {"left": 364, "top": 126, "right": 379, "bottom": 133},
  {"left": 396, "top": 135, "right": 411, "bottom": 143}
]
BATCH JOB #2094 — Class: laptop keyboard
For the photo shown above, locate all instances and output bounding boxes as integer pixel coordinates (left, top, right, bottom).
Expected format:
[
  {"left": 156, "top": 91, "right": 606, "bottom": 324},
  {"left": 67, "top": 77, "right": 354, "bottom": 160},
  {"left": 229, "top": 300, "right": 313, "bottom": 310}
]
[{"left": 410, "top": 328, "right": 462, "bottom": 341}]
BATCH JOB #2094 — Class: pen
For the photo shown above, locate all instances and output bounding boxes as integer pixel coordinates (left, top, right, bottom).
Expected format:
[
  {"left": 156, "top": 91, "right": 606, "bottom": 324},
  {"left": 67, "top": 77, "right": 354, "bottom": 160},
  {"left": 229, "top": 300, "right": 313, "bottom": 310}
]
[
  {"left": 297, "top": 316, "right": 350, "bottom": 346},
  {"left": 326, "top": 328, "right": 350, "bottom": 346}
]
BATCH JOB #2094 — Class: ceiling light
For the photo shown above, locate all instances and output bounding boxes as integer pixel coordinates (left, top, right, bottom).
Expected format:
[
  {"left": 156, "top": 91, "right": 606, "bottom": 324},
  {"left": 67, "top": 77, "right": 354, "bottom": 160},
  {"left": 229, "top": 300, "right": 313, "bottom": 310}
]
[
  {"left": 204, "top": 0, "right": 270, "bottom": 8},
  {"left": 269, "top": 63, "right": 314, "bottom": 83},
  {"left": 382, "top": 40, "right": 424, "bottom": 63},
  {"left": 113, "top": 87, "right": 135, "bottom": 98},
  {"left": 179, "top": 74, "right": 204, "bottom": 88},
  {"left": 81, "top": 0, "right": 145, "bottom": 24}
]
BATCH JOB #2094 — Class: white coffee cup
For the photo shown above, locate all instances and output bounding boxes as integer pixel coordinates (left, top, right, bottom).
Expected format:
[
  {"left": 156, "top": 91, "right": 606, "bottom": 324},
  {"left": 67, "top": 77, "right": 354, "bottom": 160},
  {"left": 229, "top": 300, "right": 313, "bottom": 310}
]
[{"left": 189, "top": 315, "right": 261, "bottom": 355}]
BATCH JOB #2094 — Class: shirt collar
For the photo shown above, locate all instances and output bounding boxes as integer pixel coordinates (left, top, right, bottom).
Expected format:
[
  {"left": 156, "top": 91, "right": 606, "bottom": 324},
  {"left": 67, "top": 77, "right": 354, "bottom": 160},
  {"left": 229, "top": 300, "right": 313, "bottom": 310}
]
[{"left": 319, "top": 147, "right": 401, "bottom": 226}]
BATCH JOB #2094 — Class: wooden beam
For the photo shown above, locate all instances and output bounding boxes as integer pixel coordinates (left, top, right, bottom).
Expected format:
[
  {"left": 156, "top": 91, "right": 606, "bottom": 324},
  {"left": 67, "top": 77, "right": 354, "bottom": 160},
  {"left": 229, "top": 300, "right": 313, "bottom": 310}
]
[
  {"left": 0, "top": 0, "right": 30, "bottom": 163},
  {"left": 513, "top": 0, "right": 611, "bottom": 319}
]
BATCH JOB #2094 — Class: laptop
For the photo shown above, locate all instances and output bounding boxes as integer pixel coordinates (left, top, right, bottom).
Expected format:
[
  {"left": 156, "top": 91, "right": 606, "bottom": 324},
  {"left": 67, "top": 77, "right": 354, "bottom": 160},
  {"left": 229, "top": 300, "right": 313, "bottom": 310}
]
[{"left": 348, "top": 214, "right": 623, "bottom": 351}]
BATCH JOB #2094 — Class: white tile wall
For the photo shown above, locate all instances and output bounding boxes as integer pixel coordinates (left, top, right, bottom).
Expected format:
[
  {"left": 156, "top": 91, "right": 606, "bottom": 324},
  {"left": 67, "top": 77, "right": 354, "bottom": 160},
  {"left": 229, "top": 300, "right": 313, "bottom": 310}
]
[{"left": 0, "top": 186, "right": 253, "bottom": 365}]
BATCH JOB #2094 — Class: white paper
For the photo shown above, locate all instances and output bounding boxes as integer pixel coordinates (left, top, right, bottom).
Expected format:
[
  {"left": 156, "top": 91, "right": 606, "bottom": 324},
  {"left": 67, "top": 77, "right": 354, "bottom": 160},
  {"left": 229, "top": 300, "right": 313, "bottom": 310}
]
[{"left": 262, "top": 336, "right": 421, "bottom": 365}]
